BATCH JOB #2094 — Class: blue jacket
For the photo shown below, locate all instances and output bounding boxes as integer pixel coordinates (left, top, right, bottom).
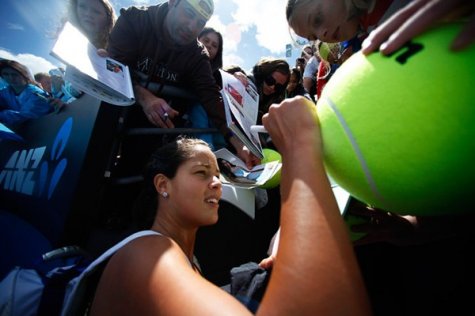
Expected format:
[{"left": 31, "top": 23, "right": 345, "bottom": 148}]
[{"left": 0, "top": 84, "right": 52, "bottom": 129}]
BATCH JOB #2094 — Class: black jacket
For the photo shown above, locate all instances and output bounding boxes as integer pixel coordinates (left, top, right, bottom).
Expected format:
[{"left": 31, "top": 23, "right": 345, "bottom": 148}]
[{"left": 108, "top": 3, "right": 229, "bottom": 136}]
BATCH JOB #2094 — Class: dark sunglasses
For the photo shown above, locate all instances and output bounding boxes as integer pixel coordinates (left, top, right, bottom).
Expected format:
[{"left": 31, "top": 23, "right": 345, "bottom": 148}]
[{"left": 264, "top": 75, "right": 285, "bottom": 93}]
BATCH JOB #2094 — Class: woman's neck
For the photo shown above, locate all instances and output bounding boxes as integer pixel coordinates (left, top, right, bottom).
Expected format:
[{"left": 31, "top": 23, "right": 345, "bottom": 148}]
[{"left": 151, "top": 220, "right": 197, "bottom": 263}]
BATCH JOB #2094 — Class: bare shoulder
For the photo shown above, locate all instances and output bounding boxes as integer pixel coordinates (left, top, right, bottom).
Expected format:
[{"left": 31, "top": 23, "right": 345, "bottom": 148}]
[
  {"left": 90, "top": 235, "right": 194, "bottom": 315},
  {"left": 103, "top": 234, "right": 191, "bottom": 284},
  {"left": 91, "top": 234, "right": 250, "bottom": 315}
]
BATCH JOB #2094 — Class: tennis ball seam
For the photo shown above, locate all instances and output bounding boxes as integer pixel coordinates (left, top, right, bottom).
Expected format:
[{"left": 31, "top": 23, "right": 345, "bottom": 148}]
[{"left": 325, "top": 97, "right": 386, "bottom": 206}]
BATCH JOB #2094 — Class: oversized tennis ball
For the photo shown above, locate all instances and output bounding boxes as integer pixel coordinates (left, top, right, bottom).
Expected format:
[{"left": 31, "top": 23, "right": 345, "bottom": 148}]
[
  {"left": 259, "top": 148, "right": 281, "bottom": 189},
  {"left": 317, "top": 22, "right": 475, "bottom": 216}
]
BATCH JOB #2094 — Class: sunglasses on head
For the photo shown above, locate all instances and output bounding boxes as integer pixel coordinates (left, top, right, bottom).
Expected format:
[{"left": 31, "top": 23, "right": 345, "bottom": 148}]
[{"left": 264, "top": 75, "right": 285, "bottom": 93}]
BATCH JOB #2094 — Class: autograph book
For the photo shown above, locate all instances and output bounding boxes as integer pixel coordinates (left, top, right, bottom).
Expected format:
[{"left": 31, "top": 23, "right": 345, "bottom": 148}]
[
  {"left": 50, "top": 22, "right": 135, "bottom": 106},
  {"left": 214, "top": 148, "right": 281, "bottom": 189},
  {"left": 219, "top": 70, "right": 263, "bottom": 159}
]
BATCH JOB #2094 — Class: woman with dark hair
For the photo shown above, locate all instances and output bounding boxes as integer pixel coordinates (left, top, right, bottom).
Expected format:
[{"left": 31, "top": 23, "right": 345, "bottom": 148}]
[
  {"left": 91, "top": 98, "right": 370, "bottom": 315},
  {"left": 0, "top": 59, "right": 52, "bottom": 129},
  {"left": 199, "top": 27, "right": 224, "bottom": 74},
  {"left": 227, "top": 58, "right": 290, "bottom": 125},
  {"left": 250, "top": 57, "right": 290, "bottom": 124},
  {"left": 285, "top": 67, "right": 311, "bottom": 99},
  {"left": 187, "top": 27, "right": 227, "bottom": 150}
]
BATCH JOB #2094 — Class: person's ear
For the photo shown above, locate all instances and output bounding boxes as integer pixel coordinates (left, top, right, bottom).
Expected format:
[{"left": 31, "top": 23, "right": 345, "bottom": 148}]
[{"left": 153, "top": 174, "right": 169, "bottom": 195}]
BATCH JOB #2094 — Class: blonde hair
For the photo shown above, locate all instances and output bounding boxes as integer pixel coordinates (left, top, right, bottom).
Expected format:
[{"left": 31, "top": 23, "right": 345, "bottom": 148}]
[
  {"left": 286, "top": 0, "right": 376, "bottom": 30},
  {"left": 316, "top": 41, "right": 341, "bottom": 80},
  {"left": 60, "top": 0, "right": 117, "bottom": 49}
]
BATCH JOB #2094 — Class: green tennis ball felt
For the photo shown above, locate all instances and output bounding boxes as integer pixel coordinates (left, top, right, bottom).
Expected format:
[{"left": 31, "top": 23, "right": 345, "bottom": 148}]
[
  {"left": 259, "top": 148, "right": 282, "bottom": 189},
  {"left": 317, "top": 22, "right": 475, "bottom": 216}
]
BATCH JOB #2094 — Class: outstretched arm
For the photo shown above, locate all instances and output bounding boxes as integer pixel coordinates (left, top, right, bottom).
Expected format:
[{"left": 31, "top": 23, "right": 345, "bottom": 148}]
[
  {"left": 258, "top": 96, "right": 371, "bottom": 315},
  {"left": 362, "top": 0, "right": 475, "bottom": 55}
]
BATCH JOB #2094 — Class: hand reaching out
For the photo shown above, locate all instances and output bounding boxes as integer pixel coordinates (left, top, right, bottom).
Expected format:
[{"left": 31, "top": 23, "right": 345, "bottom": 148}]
[
  {"left": 97, "top": 49, "right": 180, "bottom": 127},
  {"left": 227, "top": 135, "right": 261, "bottom": 169},
  {"left": 347, "top": 201, "right": 418, "bottom": 246},
  {"left": 237, "top": 145, "right": 261, "bottom": 169},
  {"left": 262, "top": 96, "right": 321, "bottom": 155},
  {"left": 259, "top": 255, "right": 275, "bottom": 270},
  {"left": 233, "top": 71, "right": 250, "bottom": 87},
  {"left": 142, "top": 97, "right": 179, "bottom": 128},
  {"left": 97, "top": 48, "right": 109, "bottom": 58},
  {"left": 135, "top": 85, "right": 179, "bottom": 128},
  {"left": 362, "top": 0, "right": 475, "bottom": 55}
]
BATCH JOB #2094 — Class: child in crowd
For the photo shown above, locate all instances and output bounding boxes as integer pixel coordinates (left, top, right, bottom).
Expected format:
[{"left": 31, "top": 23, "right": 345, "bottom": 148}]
[
  {"left": 0, "top": 59, "right": 52, "bottom": 129},
  {"left": 48, "top": 68, "right": 81, "bottom": 104}
]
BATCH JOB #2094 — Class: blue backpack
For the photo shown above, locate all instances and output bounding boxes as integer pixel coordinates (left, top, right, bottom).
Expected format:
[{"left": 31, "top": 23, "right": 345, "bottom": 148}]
[{"left": 0, "top": 230, "right": 160, "bottom": 316}]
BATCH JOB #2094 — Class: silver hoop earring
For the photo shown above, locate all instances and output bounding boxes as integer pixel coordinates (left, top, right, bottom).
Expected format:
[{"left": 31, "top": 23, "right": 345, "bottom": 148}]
[{"left": 161, "top": 191, "right": 169, "bottom": 198}]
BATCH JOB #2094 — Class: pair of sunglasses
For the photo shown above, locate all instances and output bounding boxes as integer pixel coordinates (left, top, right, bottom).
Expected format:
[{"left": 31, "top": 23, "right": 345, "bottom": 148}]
[{"left": 264, "top": 75, "right": 286, "bottom": 93}]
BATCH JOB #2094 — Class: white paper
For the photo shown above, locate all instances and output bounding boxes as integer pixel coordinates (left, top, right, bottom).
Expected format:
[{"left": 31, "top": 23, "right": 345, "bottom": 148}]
[
  {"left": 221, "top": 184, "right": 256, "bottom": 219},
  {"left": 214, "top": 148, "right": 281, "bottom": 188},
  {"left": 51, "top": 22, "right": 135, "bottom": 106},
  {"left": 220, "top": 70, "right": 263, "bottom": 158}
]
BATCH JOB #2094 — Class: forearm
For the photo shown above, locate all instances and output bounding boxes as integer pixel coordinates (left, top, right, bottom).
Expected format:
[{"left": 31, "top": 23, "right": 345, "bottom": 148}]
[
  {"left": 260, "top": 143, "right": 370, "bottom": 315},
  {"left": 134, "top": 84, "right": 153, "bottom": 108}
]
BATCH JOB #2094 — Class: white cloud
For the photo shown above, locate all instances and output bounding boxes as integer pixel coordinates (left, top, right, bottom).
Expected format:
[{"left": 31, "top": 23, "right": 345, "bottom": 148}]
[
  {"left": 207, "top": 16, "right": 240, "bottom": 54},
  {"left": 130, "top": 0, "right": 152, "bottom": 6},
  {"left": 0, "top": 49, "right": 59, "bottom": 77},
  {"left": 6, "top": 23, "right": 25, "bottom": 31},
  {"left": 209, "top": 0, "right": 295, "bottom": 70},
  {"left": 230, "top": 0, "right": 290, "bottom": 54},
  {"left": 223, "top": 53, "right": 245, "bottom": 70}
]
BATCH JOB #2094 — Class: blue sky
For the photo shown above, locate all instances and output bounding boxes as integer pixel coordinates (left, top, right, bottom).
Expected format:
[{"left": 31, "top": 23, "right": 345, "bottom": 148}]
[{"left": 0, "top": 0, "right": 308, "bottom": 77}]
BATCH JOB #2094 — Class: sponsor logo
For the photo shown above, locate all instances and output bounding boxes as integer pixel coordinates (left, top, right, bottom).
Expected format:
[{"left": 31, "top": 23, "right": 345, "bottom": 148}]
[{"left": 0, "top": 118, "right": 73, "bottom": 199}]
